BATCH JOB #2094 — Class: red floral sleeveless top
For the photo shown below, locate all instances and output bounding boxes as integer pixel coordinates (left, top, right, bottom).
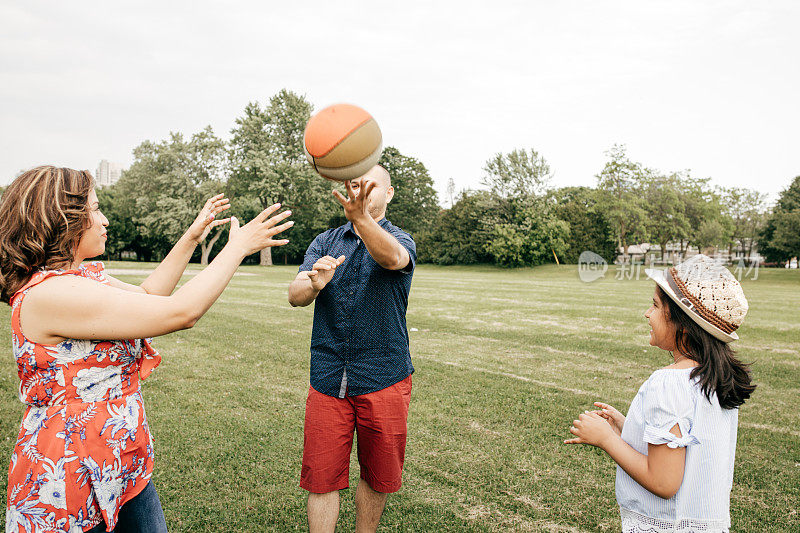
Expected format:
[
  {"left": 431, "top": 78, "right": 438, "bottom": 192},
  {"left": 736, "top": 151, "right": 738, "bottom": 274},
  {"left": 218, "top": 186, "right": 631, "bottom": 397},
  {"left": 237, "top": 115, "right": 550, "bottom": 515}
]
[{"left": 5, "top": 262, "right": 161, "bottom": 533}]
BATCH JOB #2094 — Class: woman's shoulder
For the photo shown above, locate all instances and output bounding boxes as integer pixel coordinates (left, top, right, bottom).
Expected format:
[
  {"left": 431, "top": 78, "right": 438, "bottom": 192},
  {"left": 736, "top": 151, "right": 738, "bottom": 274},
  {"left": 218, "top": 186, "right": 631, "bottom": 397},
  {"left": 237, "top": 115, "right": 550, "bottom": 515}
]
[
  {"left": 78, "top": 261, "right": 108, "bottom": 283},
  {"left": 14, "top": 261, "right": 106, "bottom": 297}
]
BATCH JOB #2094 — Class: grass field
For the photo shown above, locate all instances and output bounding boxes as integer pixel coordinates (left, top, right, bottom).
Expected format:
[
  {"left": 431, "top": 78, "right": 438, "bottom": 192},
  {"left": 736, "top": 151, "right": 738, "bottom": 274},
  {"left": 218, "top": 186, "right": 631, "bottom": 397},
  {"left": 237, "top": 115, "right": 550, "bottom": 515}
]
[{"left": 1, "top": 263, "right": 798, "bottom": 532}]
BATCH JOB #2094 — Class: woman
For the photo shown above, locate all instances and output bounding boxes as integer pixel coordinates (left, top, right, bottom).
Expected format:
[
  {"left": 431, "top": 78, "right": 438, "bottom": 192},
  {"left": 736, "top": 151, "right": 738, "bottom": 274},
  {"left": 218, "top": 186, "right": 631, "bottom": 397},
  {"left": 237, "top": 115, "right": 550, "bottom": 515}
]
[
  {"left": 565, "top": 254, "right": 755, "bottom": 532},
  {"left": 2, "top": 166, "right": 293, "bottom": 532}
]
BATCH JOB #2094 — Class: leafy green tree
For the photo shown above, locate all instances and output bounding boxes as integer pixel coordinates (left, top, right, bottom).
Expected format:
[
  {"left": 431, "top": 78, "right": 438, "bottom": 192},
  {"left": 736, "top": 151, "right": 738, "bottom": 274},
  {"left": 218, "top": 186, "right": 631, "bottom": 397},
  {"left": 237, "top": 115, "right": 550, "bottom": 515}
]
[
  {"left": 770, "top": 211, "right": 800, "bottom": 260},
  {"left": 484, "top": 197, "right": 570, "bottom": 267},
  {"left": 595, "top": 145, "right": 649, "bottom": 261},
  {"left": 642, "top": 172, "right": 690, "bottom": 262},
  {"left": 721, "top": 187, "right": 768, "bottom": 264},
  {"left": 109, "top": 126, "right": 229, "bottom": 263},
  {"left": 229, "top": 89, "right": 337, "bottom": 265},
  {"left": 678, "top": 178, "right": 729, "bottom": 257},
  {"left": 378, "top": 146, "right": 439, "bottom": 236},
  {"left": 416, "top": 190, "right": 493, "bottom": 265},
  {"left": 550, "top": 186, "right": 616, "bottom": 263},
  {"left": 478, "top": 149, "right": 568, "bottom": 266},
  {"left": 760, "top": 176, "right": 800, "bottom": 263},
  {"left": 481, "top": 148, "right": 552, "bottom": 199}
]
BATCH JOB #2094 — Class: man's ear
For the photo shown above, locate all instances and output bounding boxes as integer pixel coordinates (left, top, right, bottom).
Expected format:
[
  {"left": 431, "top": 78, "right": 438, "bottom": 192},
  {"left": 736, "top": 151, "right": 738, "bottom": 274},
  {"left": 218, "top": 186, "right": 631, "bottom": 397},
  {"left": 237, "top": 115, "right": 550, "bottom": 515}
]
[{"left": 386, "top": 186, "right": 395, "bottom": 204}]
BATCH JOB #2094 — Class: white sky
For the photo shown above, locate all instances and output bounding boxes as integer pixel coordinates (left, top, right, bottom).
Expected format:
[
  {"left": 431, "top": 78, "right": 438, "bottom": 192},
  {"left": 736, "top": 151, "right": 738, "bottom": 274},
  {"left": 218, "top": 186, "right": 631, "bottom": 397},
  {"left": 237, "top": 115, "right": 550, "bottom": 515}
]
[{"left": 1, "top": 1, "right": 798, "bottom": 204}]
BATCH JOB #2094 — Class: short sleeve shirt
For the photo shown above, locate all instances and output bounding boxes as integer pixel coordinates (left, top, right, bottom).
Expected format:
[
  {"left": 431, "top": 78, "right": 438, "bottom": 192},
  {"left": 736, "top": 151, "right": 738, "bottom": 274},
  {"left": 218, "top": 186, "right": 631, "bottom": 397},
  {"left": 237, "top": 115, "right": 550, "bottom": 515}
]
[
  {"left": 299, "top": 218, "right": 416, "bottom": 398},
  {"left": 615, "top": 368, "right": 738, "bottom": 531}
]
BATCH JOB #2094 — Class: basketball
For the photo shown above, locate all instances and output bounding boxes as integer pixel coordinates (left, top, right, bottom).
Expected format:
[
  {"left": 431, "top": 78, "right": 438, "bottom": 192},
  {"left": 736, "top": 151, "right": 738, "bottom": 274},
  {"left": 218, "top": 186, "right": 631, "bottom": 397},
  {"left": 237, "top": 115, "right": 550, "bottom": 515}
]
[{"left": 303, "top": 103, "right": 383, "bottom": 182}]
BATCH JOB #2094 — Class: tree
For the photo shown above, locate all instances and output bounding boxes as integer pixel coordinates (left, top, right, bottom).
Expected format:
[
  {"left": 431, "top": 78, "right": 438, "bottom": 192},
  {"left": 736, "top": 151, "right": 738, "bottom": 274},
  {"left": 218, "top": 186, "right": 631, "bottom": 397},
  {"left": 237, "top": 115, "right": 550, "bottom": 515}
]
[
  {"left": 642, "top": 172, "right": 690, "bottom": 262},
  {"left": 680, "top": 177, "right": 728, "bottom": 258},
  {"left": 721, "top": 187, "right": 768, "bottom": 264},
  {"left": 481, "top": 148, "right": 552, "bottom": 199},
  {"left": 760, "top": 176, "right": 800, "bottom": 263},
  {"left": 770, "top": 211, "right": 800, "bottom": 260},
  {"left": 416, "top": 190, "right": 493, "bottom": 265},
  {"left": 595, "top": 145, "right": 649, "bottom": 261},
  {"left": 113, "top": 127, "right": 229, "bottom": 263},
  {"left": 550, "top": 186, "right": 616, "bottom": 263},
  {"left": 484, "top": 197, "right": 570, "bottom": 267},
  {"left": 229, "top": 89, "right": 334, "bottom": 265},
  {"left": 476, "top": 148, "right": 568, "bottom": 266},
  {"left": 378, "top": 146, "right": 439, "bottom": 236}
]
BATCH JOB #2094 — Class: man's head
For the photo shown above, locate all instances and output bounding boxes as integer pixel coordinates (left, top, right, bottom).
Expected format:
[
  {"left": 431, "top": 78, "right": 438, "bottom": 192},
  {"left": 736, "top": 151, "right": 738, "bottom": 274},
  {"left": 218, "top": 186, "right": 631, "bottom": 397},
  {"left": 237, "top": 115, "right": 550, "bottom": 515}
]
[{"left": 350, "top": 165, "right": 394, "bottom": 221}]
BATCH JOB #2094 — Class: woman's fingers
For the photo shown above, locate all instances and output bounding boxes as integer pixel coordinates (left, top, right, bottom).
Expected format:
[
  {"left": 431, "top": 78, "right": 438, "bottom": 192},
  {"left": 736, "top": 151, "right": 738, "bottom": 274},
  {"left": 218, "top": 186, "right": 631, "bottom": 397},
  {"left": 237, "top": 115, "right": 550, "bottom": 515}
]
[
  {"left": 268, "top": 220, "right": 294, "bottom": 237},
  {"left": 264, "top": 209, "right": 292, "bottom": 228},
  {"left": 210, "top": 218, "right": 231, "bottom": 229},
  {"left": 254, "top": 203, "right": 282, "bottom": 223},
  {"left": 211, "top": 203, "right": 231, "bottom": 215}
]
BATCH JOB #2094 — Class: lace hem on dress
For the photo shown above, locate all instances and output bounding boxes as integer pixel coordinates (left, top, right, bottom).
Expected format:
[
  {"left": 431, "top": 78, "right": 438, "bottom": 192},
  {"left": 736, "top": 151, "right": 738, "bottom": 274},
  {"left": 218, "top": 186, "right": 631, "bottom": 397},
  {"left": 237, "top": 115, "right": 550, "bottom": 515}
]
[{"left": 620, "top": 507, "right": 729, "bottom": 533}]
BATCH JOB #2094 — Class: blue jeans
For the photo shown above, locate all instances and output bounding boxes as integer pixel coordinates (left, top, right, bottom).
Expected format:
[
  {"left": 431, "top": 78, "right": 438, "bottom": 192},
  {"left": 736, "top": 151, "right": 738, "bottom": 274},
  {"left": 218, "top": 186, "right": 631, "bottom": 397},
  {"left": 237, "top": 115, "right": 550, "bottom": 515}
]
[{"left": 87, "top": 481, "right": 168, "bottom": 533}]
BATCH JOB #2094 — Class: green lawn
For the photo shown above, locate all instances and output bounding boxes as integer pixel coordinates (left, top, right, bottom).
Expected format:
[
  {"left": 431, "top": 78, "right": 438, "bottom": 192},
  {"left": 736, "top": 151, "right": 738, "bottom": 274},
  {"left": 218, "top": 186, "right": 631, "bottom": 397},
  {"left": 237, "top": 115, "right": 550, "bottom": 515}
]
[{"left": 1, "top": 263, "right": 798, "bottom": 531}]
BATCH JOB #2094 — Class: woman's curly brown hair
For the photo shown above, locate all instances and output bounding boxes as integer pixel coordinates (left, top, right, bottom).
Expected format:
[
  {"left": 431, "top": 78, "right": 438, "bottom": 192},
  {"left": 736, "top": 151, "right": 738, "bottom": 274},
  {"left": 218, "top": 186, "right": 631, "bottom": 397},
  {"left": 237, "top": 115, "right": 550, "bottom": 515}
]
[{"left": 0, "top": 166, "right": 95, "bottom": 304}]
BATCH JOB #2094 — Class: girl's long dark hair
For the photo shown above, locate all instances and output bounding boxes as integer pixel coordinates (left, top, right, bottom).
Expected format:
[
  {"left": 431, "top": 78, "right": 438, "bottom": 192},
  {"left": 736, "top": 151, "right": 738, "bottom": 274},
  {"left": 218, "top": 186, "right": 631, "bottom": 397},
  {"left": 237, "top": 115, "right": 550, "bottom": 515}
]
[{"left": 657, "top": 285, "right": 755, "bottom": 409}]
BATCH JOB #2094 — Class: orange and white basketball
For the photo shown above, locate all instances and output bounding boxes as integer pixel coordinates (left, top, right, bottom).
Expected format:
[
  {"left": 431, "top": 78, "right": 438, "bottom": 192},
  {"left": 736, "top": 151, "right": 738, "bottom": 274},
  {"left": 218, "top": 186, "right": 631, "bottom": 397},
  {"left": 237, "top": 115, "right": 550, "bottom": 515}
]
[{"left": 303, "top": 104, "right": 383, "bottom": 182}]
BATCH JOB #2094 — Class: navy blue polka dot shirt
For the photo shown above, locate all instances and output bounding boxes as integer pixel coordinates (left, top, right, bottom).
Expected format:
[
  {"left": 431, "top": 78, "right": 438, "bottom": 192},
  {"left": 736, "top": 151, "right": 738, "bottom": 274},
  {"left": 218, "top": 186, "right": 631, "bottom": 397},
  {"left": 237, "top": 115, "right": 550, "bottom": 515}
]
[{"left": 299, "top": 218, "right": 416, "bottom": 398}]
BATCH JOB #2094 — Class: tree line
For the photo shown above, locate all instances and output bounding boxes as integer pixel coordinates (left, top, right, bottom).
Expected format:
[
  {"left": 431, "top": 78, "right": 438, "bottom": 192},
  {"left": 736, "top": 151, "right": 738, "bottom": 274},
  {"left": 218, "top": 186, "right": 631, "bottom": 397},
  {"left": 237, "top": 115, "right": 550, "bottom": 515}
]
[{"left": 21, "top": 89, "right": 796, "bottom": 267}]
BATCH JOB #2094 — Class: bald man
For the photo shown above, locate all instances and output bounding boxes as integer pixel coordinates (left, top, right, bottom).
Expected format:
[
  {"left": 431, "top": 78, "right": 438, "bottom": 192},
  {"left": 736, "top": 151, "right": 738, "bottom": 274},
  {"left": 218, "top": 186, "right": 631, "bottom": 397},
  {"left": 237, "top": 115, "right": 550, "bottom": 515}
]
[{"left": 288, "top": 165, "right": 417, "bottom": 533}]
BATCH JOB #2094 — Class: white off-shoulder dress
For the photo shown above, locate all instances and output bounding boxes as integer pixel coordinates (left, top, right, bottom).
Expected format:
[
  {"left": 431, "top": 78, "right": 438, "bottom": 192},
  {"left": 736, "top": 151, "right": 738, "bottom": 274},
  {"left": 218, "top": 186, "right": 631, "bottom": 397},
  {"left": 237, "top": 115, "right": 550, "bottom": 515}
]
[{"left": 615, "top": 367, "right": 738, "bottom": 533}]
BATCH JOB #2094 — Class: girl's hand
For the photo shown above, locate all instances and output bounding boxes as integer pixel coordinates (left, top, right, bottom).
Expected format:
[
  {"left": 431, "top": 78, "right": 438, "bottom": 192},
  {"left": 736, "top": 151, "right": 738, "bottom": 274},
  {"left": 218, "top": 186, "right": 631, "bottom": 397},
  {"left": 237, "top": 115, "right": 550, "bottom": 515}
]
[
  {"left": 187, "top": 193, "right": 232, "bottom": 244},
  {"left": 227, "top": 203, "right": 293, "bottom": 256},
  {"left": 564, "top": 410, "right": 617, "bottom": 448},
  {"left": 594, "top": 401, "right": 626, "bottom": 435}
]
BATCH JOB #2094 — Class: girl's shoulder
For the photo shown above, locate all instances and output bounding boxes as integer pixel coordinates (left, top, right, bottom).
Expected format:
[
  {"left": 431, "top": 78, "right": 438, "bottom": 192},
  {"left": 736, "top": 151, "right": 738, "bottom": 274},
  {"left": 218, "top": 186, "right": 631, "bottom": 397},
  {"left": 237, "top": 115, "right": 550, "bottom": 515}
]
[{"left": 643, "top": 367, "right": 699, "bottom": 397}]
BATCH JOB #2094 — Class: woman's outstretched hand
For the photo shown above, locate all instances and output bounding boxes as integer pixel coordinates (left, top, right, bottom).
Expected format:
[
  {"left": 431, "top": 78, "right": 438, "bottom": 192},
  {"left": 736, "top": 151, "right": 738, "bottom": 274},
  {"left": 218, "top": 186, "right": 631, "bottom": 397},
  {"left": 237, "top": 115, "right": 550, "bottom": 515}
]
[
  {"left": 187, "top": 193, "right": 232, "bottom": 244},
  {"left": 227, "top": 203, "right": 293, "bottom": 256}
]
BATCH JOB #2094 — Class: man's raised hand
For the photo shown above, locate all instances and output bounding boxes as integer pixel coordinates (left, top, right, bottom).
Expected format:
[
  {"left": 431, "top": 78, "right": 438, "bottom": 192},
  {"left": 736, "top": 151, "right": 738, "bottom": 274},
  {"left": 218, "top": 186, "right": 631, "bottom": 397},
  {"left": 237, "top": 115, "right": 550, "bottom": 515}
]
[
  {"left": 307, "top": 255, "right": 346, "bottom": 291},
  {"left": 332, "top": 180, "right": 376, "bottom": 223}
]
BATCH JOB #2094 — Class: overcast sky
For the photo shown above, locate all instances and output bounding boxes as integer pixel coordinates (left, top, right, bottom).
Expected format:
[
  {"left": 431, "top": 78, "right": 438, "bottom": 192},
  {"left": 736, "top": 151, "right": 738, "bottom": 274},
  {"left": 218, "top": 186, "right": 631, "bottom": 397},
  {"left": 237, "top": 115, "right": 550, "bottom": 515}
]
[{"left": 2, "top": 1, "right": 798, "bottom": 204}]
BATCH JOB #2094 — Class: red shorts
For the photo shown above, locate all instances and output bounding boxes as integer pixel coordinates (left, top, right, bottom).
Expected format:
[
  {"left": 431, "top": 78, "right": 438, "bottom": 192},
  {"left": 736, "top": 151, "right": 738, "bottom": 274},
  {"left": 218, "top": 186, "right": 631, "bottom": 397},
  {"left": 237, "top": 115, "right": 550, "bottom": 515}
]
[{"left": 300, "top": 375, "right": 412, "bottom": 494}]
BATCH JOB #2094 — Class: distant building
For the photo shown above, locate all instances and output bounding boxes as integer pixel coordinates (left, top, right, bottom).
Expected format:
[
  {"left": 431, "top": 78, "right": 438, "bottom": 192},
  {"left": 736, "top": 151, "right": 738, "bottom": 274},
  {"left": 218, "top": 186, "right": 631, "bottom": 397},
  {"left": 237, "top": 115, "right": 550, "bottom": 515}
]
[{"left": 96, "top": 160, "right": 123, "bottom": 187}]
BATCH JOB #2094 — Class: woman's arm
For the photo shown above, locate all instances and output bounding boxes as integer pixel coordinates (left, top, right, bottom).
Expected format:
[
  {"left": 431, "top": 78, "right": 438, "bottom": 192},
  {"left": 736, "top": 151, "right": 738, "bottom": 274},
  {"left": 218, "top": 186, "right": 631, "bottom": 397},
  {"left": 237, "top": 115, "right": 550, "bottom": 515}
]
[
  {"left": 565, "top": 411, "right": 686, "bottom": 499},
  {"left": 21, "top": 205, "right": 292, "bottom": 343},
  {"left": 130, "top": 194, "right": 232, "bottom": 295}
]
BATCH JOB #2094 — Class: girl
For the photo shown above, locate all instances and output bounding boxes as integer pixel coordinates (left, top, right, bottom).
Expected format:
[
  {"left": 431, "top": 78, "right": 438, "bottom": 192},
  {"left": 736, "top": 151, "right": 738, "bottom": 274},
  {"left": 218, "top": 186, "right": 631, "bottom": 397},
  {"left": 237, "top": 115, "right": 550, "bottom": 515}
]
[
  {"left": 2, "top": 166, "right": 293, "bottom": 533},
  {"left": 566, "top": 254, "right": 755, "bottom": 533}
]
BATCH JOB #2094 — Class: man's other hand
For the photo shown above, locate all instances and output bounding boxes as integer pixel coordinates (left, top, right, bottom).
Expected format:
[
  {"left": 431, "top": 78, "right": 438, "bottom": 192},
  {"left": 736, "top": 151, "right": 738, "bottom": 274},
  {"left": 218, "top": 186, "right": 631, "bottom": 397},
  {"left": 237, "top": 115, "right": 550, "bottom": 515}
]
[{"left": 307, "top": 255, "right": 346, "bottom": 291}]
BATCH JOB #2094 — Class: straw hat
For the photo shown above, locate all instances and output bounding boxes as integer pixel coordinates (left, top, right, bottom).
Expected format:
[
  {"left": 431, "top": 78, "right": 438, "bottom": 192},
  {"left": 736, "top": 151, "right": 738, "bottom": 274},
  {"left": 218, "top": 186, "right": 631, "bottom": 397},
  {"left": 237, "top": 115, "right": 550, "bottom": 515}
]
[{"left": 645, "top": 254, "right": 748, "bottom": 343}]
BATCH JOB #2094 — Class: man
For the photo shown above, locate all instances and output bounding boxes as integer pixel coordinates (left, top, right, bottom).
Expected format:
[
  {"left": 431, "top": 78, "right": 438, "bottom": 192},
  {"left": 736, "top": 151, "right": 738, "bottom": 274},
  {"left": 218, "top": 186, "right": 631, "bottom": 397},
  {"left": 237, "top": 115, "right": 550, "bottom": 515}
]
[{"left": 288, "top": 165, "right": 416, "bottom": 533}]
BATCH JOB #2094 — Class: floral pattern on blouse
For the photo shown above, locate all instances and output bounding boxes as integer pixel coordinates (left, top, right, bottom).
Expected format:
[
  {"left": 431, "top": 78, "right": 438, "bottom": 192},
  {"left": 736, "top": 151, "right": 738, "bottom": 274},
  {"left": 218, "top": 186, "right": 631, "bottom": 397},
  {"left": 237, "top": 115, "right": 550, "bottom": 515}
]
[{"left": 5, "top": 262, "right": 161, "bottom": 533}]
